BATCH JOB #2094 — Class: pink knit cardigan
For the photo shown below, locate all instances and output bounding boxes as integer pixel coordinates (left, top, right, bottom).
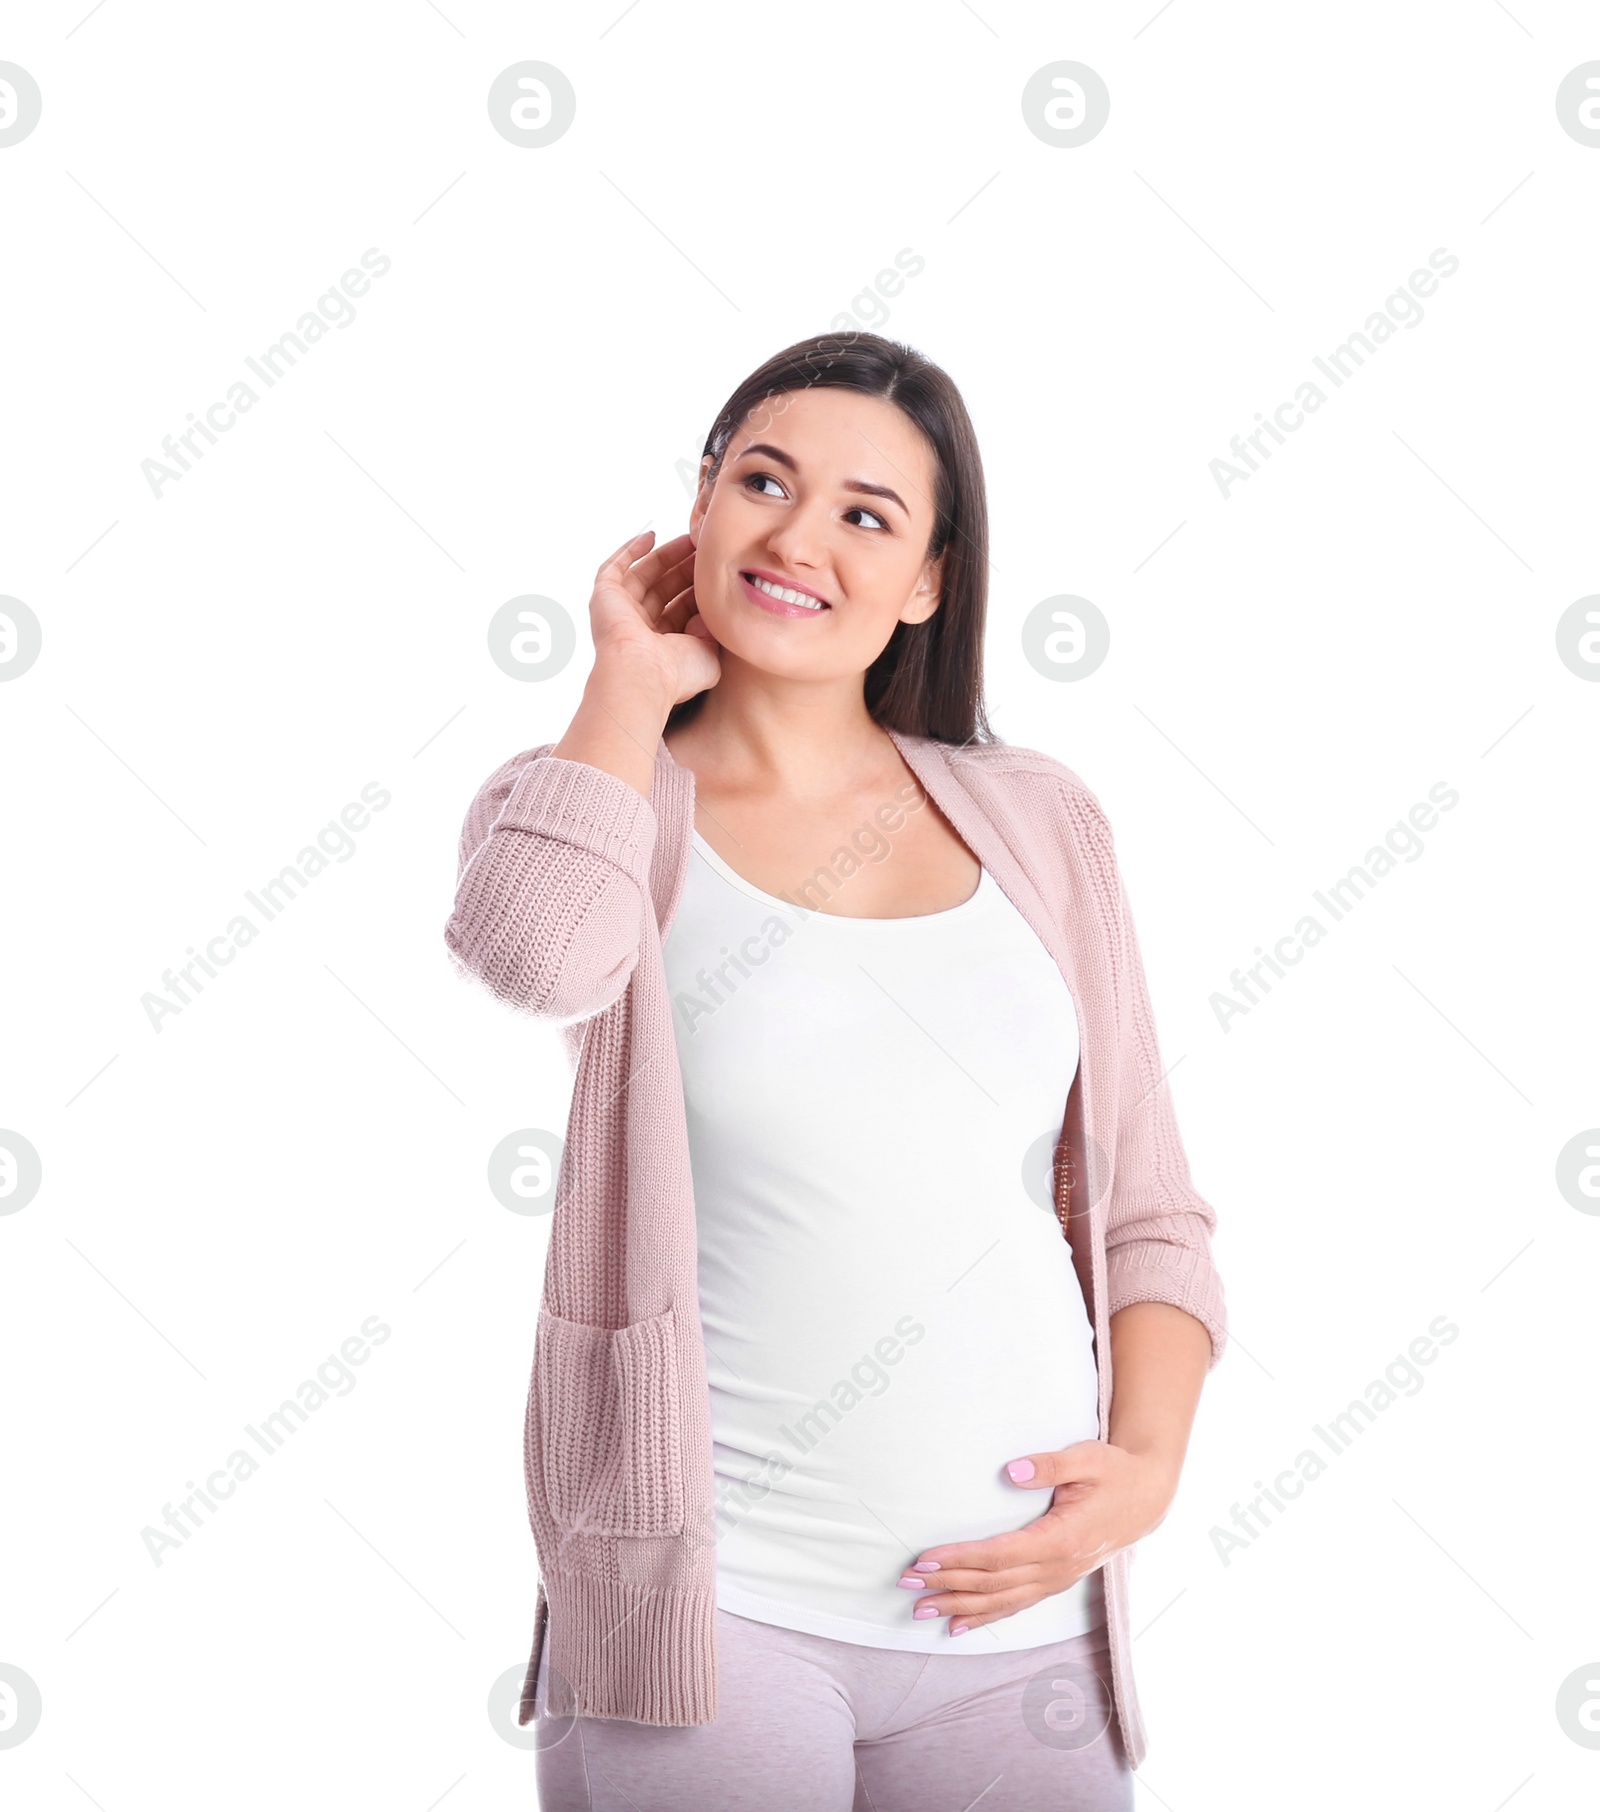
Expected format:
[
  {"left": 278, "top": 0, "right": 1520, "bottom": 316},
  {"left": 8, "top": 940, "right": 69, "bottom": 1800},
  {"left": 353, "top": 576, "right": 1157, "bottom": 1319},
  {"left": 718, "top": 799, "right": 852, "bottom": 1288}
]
[{"left": 444, "top": 727, "right": 1227, "bottom": 1771}]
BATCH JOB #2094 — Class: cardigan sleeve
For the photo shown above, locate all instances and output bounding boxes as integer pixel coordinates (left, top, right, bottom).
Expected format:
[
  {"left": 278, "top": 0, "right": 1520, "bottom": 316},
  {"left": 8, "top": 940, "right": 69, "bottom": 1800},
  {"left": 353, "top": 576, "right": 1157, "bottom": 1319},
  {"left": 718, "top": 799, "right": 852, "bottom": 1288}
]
[
  {"left": 443, "top": 746, "right": 659, "bottom": 1026},
  {"left": 1074, "top": 790, "right": 1229, "bottom": 1371}
]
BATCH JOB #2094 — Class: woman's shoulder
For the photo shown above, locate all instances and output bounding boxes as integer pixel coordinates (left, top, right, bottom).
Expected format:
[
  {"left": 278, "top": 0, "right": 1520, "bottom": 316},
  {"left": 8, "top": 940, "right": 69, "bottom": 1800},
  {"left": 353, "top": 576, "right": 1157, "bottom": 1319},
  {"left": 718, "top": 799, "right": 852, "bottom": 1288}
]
[{"left": 921, "top": 734, "right": 1116, "bottom": 836}]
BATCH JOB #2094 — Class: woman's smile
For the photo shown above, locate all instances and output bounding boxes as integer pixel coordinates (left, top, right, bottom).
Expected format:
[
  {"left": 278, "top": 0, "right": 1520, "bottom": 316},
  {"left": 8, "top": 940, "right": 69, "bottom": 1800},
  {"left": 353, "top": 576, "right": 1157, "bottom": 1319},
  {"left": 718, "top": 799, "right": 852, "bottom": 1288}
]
[{"left": 738, "top": 568, "right": 834, "bottom": 617}]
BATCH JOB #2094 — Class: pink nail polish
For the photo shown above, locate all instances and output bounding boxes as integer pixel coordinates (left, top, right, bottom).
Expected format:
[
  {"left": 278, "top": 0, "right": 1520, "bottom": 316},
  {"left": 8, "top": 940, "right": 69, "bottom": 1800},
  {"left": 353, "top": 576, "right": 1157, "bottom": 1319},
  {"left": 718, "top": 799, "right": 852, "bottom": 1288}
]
[
  {"left": 913, "top": 1604, "right": 939, "bottom": 1619},
  {"left": 897, "top": 1577, "right": 923, "bottom": 1589},
  {"left": 949, "top": 1623, "right": 970, "bottom": 1637},
  {"left": 1006, "top": 1459, "right": 1036, "bottom": 1483},
  {"left": 913, "top": 1561, "right": 941, "bottom": 1573}
]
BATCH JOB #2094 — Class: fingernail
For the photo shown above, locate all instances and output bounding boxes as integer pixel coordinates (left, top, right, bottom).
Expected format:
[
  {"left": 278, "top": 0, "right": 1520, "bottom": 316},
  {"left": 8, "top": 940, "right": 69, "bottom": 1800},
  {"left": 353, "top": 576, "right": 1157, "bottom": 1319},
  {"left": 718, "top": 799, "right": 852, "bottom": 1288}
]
[
  {"left": 913, "top": 1604, "right": 939, "bottom": 1619},
  {"left": 897, "top": 1577, "right": 923, "bottom": 1590},
  {"left": 913, "top": 1561, "right": 941, "bottom": 1573},
  {"left": 949, "top": 1623, "right": 970, "bottom": 1637},
  {"left": 1006, "top": 1459, "right": 1036, "bottom": 1483}
]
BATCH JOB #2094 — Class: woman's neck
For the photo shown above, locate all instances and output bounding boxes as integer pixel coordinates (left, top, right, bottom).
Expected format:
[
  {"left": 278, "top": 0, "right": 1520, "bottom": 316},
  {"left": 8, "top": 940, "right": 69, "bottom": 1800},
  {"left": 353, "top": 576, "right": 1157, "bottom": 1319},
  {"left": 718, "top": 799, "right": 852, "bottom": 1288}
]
[{"left": 665, "top": 669, "right": 897, "bottom": 802}]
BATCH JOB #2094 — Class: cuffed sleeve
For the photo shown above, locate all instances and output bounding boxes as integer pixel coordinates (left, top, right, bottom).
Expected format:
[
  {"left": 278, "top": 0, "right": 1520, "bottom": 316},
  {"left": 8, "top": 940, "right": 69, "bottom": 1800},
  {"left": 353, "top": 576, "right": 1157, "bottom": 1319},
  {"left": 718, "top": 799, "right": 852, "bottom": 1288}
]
[{"left": 444, "top": 747, "right": 659, "bottom": 1026}]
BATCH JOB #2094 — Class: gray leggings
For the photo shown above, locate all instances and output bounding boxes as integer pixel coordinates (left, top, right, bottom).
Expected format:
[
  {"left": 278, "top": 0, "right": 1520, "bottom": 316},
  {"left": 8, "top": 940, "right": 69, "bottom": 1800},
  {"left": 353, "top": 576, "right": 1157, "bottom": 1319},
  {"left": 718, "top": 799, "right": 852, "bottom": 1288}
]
[{"left": 533, "top": 1607, "right": 1134, "bottom": 1811}]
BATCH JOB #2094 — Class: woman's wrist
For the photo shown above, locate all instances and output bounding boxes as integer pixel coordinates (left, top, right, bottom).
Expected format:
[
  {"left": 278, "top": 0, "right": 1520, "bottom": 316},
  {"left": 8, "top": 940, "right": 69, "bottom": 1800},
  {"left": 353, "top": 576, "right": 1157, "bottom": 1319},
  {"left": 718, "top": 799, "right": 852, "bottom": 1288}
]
[{"left": 1111, "top": 1436, "right": 1185, "bottom": 1493}]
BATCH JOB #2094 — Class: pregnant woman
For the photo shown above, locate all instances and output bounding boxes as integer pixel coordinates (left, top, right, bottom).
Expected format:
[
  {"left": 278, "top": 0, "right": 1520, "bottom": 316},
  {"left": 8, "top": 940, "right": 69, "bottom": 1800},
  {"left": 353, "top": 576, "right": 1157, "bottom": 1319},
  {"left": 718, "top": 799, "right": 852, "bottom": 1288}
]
[{"left": 444, "top": 331, "right": 1227, "bottom": 1810}]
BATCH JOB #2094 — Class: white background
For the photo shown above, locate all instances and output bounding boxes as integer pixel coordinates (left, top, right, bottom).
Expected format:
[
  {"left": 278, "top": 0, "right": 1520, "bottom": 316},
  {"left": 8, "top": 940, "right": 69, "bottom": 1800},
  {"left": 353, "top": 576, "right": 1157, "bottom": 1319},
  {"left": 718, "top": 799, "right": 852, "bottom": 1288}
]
[{"left": 2, "top": 1, "right": 1597, "bottom": 1807}]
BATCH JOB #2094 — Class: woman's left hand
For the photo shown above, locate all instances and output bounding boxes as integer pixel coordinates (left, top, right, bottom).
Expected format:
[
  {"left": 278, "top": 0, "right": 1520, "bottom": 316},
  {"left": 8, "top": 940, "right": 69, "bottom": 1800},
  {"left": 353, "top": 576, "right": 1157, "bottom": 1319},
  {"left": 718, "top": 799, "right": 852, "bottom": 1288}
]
[{"left": 898, "top": 1440, "right": 1179, "bottom": 1637}]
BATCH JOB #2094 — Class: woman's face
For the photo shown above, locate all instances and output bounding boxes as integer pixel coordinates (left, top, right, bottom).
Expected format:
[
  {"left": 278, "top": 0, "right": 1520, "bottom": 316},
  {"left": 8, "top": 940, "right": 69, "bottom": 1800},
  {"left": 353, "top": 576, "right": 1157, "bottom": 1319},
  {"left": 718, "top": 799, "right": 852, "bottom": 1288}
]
[{"left": 687, "top": 386, "right": 945, "bottom": 686}]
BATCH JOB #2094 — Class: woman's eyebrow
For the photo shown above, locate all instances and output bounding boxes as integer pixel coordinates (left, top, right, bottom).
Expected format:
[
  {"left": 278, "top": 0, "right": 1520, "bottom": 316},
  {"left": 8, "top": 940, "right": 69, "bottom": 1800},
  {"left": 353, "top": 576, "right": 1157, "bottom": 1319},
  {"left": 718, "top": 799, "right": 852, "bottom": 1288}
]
[{"left": 734, "top": 440, "right": 909, "bottom": 518}]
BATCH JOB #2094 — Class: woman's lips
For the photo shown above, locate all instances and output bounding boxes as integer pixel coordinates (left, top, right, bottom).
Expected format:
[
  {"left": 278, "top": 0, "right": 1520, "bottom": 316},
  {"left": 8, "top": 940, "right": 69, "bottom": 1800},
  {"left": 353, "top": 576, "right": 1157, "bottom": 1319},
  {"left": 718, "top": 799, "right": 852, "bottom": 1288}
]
[{"left": 738, "top": 570, "right": 831, "bottom": 618}]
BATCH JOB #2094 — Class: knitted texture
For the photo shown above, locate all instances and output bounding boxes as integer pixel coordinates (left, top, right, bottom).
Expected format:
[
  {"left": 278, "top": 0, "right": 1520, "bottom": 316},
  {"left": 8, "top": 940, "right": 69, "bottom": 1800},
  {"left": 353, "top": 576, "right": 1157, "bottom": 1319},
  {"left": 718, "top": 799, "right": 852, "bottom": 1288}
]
[{"left": 443, "top": 730, "right": 1228, "bottom": 1769}]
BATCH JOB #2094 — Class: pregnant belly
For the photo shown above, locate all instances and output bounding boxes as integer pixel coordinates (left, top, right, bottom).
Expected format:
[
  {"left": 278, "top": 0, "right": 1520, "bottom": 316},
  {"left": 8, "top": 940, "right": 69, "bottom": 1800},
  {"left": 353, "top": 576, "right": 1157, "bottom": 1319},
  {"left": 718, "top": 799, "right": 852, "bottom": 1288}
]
[{"left": 707, "top": 1308, "right": 1101, "bottom": 1627}]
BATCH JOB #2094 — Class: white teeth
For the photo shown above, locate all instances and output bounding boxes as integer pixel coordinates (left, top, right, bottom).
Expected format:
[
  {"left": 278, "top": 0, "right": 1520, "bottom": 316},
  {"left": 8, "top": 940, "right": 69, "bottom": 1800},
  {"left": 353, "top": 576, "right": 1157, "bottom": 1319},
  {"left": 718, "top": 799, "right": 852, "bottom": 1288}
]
[{"left": 750, "top": 574, "right": 825, "bottom": 609}]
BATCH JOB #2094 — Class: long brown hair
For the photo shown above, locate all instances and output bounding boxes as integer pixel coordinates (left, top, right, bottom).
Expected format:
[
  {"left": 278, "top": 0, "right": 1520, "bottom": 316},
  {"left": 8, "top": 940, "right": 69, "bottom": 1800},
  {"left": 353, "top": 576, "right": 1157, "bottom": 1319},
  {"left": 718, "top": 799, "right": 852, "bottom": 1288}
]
[{"left": 667, "top": 330, "right": 995, "bottom": 746}]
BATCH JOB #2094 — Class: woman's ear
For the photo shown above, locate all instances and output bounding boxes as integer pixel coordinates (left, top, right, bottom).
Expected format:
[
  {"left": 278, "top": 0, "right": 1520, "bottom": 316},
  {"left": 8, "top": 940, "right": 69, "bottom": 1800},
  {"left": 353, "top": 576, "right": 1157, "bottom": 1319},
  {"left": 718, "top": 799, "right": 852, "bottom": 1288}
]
[
  {"left": 900, "top": 551, "right": 945, "bottom": 625},
  {"left": 688, "top": 454, "right": 715, "bottom": 545}
]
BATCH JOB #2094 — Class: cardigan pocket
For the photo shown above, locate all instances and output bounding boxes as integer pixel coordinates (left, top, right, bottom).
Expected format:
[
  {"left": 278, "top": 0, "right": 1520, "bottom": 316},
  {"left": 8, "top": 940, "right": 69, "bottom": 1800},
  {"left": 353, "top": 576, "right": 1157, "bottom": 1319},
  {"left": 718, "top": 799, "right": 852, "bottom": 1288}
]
[{"left": 533, "top": 1304, "right": 686, "bottom": 1538}]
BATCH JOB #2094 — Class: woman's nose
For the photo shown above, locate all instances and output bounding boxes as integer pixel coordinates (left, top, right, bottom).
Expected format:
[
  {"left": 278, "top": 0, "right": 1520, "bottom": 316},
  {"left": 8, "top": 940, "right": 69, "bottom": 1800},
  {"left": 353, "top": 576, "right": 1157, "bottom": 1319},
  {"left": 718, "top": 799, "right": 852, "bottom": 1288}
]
[{"left": 764, "top": 503, "right": 829, "bottom": 573}]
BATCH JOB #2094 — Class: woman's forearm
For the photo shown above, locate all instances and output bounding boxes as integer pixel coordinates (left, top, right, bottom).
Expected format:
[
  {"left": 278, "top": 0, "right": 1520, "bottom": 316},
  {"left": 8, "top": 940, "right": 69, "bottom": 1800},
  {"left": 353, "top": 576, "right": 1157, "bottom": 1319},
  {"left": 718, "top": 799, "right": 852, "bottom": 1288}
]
[
  {"left": 550, "top": 651, "right": 678, "bottom": 802},
  {"left": 1106, "top": 1301, "right": 1213, "bottom": 1490}
]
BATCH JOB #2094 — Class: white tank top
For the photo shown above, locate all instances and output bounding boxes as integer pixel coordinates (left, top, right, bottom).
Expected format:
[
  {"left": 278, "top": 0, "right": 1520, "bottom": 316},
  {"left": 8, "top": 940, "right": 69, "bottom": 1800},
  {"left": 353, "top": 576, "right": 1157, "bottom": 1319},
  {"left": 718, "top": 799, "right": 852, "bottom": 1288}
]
[{"left": 662, "top": 829, "right": 1104, "bottom": 1651}]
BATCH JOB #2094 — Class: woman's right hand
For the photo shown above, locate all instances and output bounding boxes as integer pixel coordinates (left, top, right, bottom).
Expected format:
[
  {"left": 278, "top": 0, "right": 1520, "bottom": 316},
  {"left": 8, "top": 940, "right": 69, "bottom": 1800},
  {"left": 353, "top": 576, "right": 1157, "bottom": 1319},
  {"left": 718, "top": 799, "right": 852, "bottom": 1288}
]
[{"left": 588, "top": 529, "right": 721, "bottom": 710}]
